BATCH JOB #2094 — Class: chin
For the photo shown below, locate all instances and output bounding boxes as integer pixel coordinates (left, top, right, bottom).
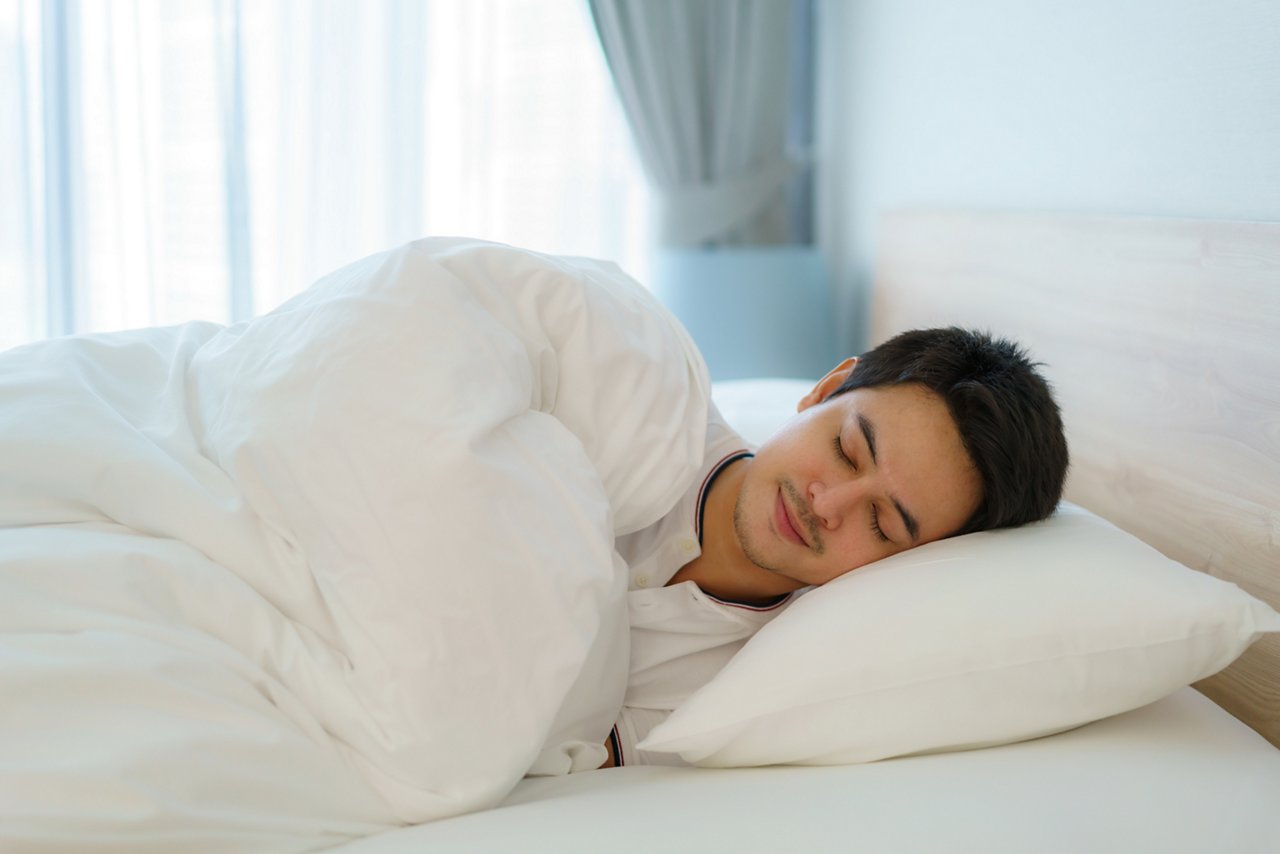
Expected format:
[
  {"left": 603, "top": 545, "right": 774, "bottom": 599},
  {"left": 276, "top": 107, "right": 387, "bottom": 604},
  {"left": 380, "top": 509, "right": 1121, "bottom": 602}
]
[
  {"left": 735, "top": 488, "right": 808, "bottom": 579},
  {"left": 733, "top": 509, "right": 775, "bottom": 571}
]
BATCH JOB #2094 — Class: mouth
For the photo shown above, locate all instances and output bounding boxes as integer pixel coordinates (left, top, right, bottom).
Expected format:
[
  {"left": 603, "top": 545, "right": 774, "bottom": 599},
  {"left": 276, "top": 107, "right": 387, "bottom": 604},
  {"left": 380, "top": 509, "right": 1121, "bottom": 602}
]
[{"left": 775, "top": 489, "right": 809, "bottom": 548}]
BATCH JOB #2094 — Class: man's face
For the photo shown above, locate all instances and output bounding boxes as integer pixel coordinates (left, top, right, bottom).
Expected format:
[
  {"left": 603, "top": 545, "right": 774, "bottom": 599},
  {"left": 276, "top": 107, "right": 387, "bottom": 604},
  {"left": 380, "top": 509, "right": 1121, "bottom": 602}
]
[{"left": 733, "top": 375, "right": 982, "bottom": 588}]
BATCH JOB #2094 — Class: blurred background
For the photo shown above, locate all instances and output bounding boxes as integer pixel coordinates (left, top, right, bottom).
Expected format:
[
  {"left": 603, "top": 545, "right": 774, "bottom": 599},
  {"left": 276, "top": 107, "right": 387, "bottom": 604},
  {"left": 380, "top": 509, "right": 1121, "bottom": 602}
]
[{"left": 3, "top": 0, "right": 1278, "bottom": 378}]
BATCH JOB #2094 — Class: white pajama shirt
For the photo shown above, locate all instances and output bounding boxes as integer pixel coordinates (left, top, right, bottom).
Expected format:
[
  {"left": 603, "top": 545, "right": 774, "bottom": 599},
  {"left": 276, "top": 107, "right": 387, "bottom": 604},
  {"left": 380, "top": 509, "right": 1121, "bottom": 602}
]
[{"left": 609, "top": 403, "right": 796, "bottom": 767}]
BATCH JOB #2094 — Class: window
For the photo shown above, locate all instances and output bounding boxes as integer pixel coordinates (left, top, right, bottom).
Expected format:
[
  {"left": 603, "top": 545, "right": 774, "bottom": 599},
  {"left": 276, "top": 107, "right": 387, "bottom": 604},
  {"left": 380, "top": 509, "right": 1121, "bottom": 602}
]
[{"left": 0, "top": 0, "right": 651, "bottom": 349}]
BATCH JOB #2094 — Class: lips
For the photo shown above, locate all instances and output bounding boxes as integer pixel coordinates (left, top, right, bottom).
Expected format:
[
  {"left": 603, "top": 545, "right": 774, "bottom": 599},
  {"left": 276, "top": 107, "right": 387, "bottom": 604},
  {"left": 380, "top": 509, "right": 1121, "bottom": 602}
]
[{"left": 775, "top": 489, "right": 808, "bottom": 548}]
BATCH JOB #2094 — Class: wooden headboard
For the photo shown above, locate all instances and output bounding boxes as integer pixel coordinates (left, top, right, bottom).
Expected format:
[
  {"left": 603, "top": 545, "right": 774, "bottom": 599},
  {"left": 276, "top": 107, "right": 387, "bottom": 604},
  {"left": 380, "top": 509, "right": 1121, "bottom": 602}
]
[{"left": 871, "top": 210, "right": 1280, "bottom": 747}]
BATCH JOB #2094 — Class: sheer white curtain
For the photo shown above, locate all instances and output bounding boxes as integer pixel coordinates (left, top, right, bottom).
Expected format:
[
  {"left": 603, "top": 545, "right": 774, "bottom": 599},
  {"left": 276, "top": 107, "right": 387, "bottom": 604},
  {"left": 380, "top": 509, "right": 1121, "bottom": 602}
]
[{"left": 0, "top": 0, "right": 651, "bottom": 350}]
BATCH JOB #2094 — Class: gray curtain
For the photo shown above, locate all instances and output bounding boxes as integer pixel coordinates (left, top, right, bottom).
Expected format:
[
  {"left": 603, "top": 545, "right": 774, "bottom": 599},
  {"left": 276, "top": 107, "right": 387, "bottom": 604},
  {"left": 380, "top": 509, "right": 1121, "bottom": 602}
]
[{"left": 589, "top": 0, "right": 799, "bottom": 246}]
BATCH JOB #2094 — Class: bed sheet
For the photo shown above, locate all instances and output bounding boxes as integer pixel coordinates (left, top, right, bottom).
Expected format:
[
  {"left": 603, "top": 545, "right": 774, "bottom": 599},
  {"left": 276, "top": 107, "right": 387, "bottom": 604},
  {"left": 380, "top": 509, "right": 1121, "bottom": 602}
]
[{"left": 330, "top": 687, "right": 1280, "bottom": 853}]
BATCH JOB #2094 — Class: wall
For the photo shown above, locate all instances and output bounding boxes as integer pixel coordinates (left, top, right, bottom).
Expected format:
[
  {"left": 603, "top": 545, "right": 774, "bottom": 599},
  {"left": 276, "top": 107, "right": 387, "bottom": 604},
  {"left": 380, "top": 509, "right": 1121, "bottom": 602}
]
[{"left": 816, "top": 0, "right": 1280, "bottom": 353}]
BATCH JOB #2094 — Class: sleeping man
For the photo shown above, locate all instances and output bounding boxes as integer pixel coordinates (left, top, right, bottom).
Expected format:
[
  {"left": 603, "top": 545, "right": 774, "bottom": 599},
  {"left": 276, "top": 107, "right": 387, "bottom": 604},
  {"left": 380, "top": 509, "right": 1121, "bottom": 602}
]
[
  {"left": 601, "top": 326, "right": 1069, "bottom": 767},
  {"left": 0, "top": 238, "right": 1069, "bottom": 843}
]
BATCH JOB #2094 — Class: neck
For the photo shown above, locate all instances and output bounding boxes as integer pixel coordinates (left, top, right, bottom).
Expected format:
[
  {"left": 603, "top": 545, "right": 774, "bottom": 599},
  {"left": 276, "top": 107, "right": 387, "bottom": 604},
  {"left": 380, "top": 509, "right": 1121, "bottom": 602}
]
[{"left": 680, "top": 457, "right": 806, "bottom": 606}]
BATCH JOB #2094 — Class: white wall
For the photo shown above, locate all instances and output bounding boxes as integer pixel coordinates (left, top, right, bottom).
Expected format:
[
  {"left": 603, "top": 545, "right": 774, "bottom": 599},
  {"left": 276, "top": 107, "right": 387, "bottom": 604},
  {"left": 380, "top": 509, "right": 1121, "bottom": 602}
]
[{"left": 816, "top": 0, "right": 1280, "bottom": 353}]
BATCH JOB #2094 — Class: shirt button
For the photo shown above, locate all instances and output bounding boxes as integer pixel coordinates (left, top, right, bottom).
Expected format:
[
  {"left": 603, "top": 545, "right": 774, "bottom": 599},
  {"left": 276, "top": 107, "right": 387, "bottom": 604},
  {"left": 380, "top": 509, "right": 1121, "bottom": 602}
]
[
  {"left": 635, "top": 574, "right": 650, "bottom": 587},
  {"left": 680, "top": 538, "right": 697, "bottom": 554}
]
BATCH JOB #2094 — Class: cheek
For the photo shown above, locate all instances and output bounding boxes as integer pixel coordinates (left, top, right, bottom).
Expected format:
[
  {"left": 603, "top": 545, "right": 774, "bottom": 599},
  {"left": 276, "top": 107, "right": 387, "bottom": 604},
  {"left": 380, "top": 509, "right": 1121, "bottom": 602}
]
[
  {"left": 825, "top": 522, "right": 902, "bottom": 573},
  {"left": 738, "top": 474, "right": 774, "bottom": 537},
  {"left": 831, "top": 531, "right": 872, "bottom": 565},
  {"left": 760, "top": 438, "right": 827, "bottom": 484}
]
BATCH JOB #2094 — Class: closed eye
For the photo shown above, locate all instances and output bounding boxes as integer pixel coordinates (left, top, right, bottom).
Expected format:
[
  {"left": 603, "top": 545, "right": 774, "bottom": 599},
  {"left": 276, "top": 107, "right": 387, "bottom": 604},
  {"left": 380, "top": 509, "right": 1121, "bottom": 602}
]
[
  {"left": 870, "top": 504, "right": 891, "bottom": 543},
  {"left": 833, "top": 435, "right": 856, "bottom": 470}
]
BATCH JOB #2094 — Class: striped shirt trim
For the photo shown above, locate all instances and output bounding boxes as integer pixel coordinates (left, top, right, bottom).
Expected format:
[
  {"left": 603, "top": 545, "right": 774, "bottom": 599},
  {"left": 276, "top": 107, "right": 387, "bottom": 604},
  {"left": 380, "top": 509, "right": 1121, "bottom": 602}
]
[
  {"left": 608, "top": 724, "right": 624, "bottom": 768},
  {"left": 706, "top": 590, "right": 792, "bottom": 612},
  {"left": 694, "top": 450, "right": 753, "bottom": 541},
  {"left": 693, "top": 449, "right": 791, "bottom": 612}
]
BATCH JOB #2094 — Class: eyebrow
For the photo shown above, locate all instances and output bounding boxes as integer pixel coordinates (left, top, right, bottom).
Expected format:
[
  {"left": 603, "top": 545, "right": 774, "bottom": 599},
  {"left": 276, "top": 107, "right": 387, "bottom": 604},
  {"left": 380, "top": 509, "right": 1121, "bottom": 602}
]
[
  {"left": 857, "top": 413, "right": 920, "bottom": 543},
  {"left": 892, "top": 497, "right": 920, "bottom": 544},
  {"left": 857, "top": 414, "right": 878, "bottom": 464}
]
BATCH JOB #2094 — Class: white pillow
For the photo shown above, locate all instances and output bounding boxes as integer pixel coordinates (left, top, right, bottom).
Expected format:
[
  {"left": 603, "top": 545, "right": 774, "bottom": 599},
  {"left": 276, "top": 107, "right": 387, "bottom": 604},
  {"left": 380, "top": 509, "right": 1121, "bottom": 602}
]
[
  {"left": 711, "top": 378, "right": 814, "bottom": 446},
  {"left": 640, "top": 503, "right": 1280, "bottom": 767}
]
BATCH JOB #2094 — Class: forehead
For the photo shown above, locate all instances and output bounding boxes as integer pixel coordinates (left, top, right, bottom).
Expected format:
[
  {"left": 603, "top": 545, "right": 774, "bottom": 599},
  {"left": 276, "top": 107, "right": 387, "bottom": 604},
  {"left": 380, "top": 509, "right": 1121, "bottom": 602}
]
[{"left": 832, "top": 383, "right": 954, "bottom": 437}]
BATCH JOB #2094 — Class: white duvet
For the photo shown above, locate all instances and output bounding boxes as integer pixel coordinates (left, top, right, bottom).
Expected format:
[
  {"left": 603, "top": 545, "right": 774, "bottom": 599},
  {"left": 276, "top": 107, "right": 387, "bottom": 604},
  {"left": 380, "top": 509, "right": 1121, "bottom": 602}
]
[{"left": 0, "top": 239, "right": 710, "bottom": 852}]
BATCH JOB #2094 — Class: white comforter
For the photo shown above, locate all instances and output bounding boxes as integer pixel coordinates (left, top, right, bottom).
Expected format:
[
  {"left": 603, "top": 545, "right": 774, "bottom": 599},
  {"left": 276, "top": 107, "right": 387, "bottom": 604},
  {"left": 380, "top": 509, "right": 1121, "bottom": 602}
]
[{"left": 0, "top": 239, "right": 710, "bottom": 851}]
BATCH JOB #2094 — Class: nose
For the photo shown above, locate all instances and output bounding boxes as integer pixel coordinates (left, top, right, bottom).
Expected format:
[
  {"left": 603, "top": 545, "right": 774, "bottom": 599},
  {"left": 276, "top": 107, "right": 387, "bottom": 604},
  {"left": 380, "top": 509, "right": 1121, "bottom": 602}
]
[{"left": 807, "top": 478, "right": 867, "bottom": 530}]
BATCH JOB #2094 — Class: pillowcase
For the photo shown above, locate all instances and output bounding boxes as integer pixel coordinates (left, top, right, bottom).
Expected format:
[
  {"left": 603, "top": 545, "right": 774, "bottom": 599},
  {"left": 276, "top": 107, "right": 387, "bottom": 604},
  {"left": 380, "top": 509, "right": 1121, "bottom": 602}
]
[
  {"left": 710, "top": 378, "right": 815, "bottom": 445},
  {"left": 640, "top": 503, "right": 1280, "bottom": 767}
]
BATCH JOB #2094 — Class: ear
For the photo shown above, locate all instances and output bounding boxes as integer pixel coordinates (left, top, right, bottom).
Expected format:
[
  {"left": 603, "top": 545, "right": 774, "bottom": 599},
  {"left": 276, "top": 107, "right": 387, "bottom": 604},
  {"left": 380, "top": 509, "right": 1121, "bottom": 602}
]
[{"left": 798, "top": 357, "right": 858, "bottom": 412}]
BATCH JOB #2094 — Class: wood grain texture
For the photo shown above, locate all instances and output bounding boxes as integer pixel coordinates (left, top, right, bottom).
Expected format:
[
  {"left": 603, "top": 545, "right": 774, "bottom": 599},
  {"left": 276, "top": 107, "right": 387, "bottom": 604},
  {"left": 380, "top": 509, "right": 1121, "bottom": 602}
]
[{"left": 872, "top": 210, "right": 1280, "bottom": 747}]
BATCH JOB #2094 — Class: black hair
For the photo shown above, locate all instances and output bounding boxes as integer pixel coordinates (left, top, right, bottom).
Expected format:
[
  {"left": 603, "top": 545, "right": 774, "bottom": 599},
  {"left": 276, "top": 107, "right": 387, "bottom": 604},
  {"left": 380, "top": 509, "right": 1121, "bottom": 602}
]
[{"left": 830, "top": 327, "right": 1068, "bottom": 535}]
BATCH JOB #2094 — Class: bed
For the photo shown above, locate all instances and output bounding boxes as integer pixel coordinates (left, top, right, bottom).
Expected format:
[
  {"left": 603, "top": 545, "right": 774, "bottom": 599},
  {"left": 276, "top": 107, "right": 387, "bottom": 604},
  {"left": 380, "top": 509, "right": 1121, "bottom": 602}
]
[
  {"left": 331, "top": 211, "right": 1280, "bottom": 852},
  {"left": 2, "top": 214, "right": 1277, "bottom": 853}
]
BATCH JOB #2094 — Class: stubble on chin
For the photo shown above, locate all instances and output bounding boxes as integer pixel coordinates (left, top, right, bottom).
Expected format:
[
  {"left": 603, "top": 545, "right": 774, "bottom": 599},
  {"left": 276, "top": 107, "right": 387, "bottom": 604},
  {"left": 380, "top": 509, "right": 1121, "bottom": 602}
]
[
  {"left": 732, "top": 490, "right": 783, "bottom": 574},
  {"left": 732, "top": 478, "right": 824, "bottom": 576}
]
